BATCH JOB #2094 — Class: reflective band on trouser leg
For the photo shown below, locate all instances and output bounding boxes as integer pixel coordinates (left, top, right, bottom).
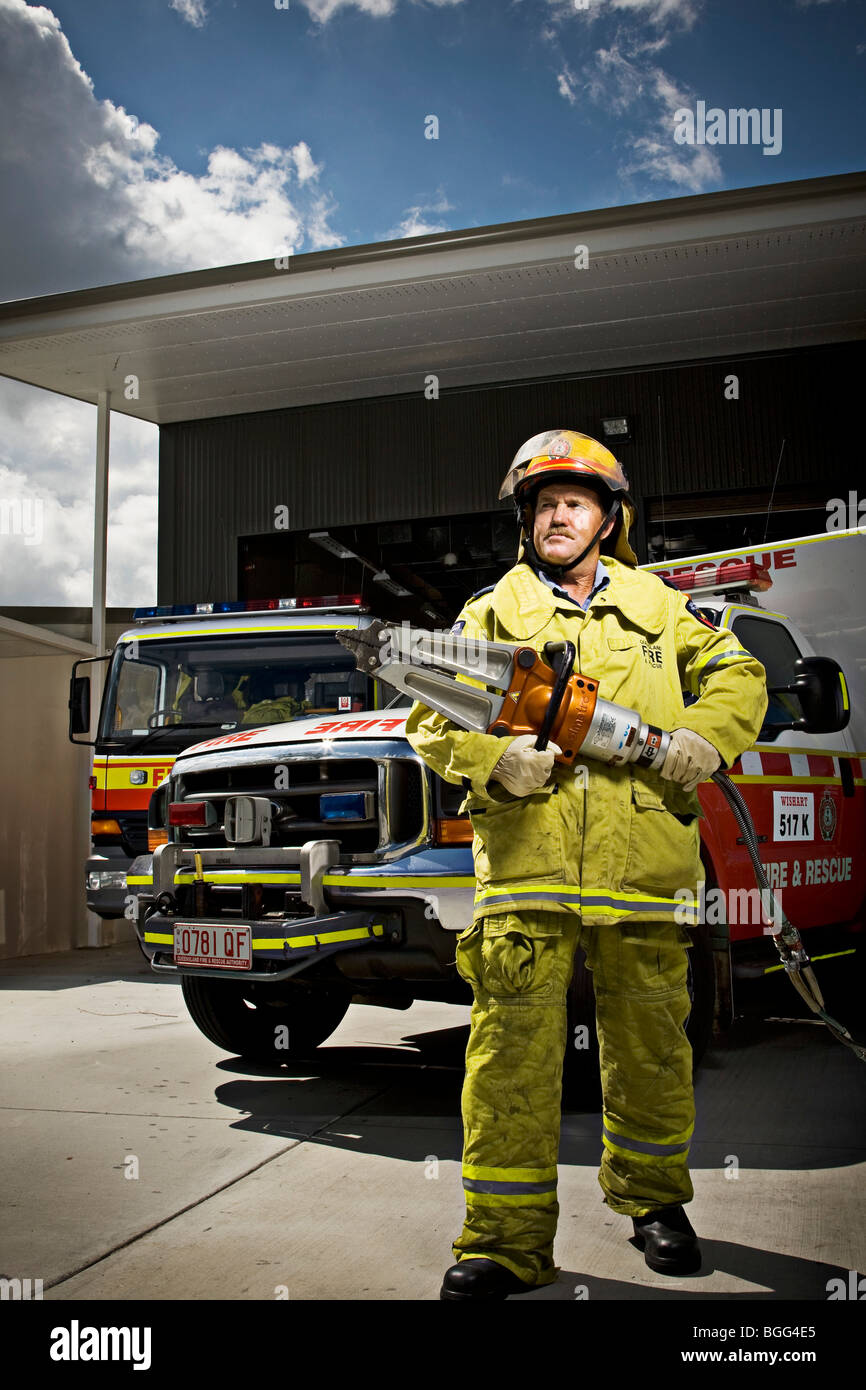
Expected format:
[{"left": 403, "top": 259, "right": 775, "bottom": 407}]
[
  {"left": 452, "top": 911, "right": 579, "bottom": 1287},
  {"left": 474, "top": 883, "right": 698, "bottom": 921},
  {"left": 582, "top": 920, "right": 696, "bottom": 1218},
  {"left": 462, "top": 1169, "right": 558, "bottom": 1203},
  {"left": 601, "top": 1124, "right": 692, "bottom": 1160}
]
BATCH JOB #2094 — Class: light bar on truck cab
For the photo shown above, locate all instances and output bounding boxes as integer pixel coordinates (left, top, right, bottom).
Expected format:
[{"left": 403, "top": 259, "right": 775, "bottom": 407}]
[
  {"left": 663, "top": 561, "right": 772, "bottom": 595},
  {"left": 132, "top": 595, "right": 367, "bottom": 621}
]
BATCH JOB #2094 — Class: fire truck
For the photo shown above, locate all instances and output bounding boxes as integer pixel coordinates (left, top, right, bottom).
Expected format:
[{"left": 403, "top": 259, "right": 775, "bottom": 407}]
[
  {"left": 77, "top": 529, "right": 865, "bottom": 1093},
  {"left": 68, "top": 595, "right": 394, "bottom": 919}
]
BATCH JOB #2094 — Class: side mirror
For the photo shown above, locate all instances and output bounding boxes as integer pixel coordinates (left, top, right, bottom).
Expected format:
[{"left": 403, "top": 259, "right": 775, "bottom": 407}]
[
  {"left": 767, "top": 656, "right": 850, "bottom": 735},
  {"left": 68, "top": 653, "right": 112, "bottom": 744},
  {"left": 69, "top": 675, "right": 91, "bottom": 737}
]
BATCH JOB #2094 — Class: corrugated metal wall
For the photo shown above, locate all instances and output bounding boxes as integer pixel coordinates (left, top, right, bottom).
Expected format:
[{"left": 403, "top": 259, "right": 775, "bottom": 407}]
[{"left": 159, "top": 342, "right": 862, "bottom": 603}]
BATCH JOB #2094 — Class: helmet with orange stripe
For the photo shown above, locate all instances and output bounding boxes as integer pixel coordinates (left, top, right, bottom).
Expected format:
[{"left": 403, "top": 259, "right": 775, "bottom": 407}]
[
  {"left": 499, "top": 429, "right": 629, "bottom": 507},
  {"left": 499, "top": 429, "right": 636, "bottom": 577}
]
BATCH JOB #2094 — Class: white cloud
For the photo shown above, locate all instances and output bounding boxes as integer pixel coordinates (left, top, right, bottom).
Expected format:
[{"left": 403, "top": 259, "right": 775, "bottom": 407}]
[
  {"left": 546, "top": 0, "right": 699, "bottom": 25},
  {"left": 606, "top": 0, "right": 698, "bottom": 22},
  {"left": 291, "top": 141, "right": 321, "bottom": 184},
  {"left": 170, "top": 0, "right": 209, "bottom": 26},
  {"left": 616, "top": 59, "right": 722, "bottom": 190},
  {"left": 0, "top": 0, "right": 345, "bottom": 302},
  {"left": 588, "top": 41, "right": 646, "bottom": 113},
  {"left": 0, "top": 379, "right": 158, "bottom": 606},
  {"left": 299, "top": 0, "right": 464, "bottom": 21},
  {"left": 544, "top": 0, "right": 722, "bottom": 195},
  {"left": 621, "top": 132, "right": 720, "bottom": 192},
  {"left": 558, "top": 65, "right": 578, "bottom": 105},
  {"left": 302, "top": 0, "right": 397, "bottom": 17},
  {"left": 383, "top": 190, "right": 453, "bottom": 240}
]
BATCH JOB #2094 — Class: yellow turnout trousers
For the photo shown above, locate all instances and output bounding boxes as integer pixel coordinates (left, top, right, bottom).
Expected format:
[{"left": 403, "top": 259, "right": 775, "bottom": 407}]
[{"left": 453, "top": 909, "right": 695, "bottom": 1286}]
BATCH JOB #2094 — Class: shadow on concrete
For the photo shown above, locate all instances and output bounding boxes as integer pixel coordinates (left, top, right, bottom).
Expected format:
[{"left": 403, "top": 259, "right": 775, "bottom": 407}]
[
  {"left": 513, "top": 1244, "right": 863, "bottom": 1301},
  {"left": 208, "top": 1014, "right": 866, "bottom": 1173},
  {"left": 0, "top": 942, "right": 179, "bottom": 991}
]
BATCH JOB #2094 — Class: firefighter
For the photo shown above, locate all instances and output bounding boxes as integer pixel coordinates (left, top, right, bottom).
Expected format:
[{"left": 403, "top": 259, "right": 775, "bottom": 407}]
[{"left": 404, "top": 430, "right": 768, "bottom": 1299}]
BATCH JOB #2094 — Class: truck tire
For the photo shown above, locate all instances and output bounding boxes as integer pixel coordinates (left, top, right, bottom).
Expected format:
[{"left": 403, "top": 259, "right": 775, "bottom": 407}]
[
  {"left": 563, "top": 928, "right": 716, "bottom": 1109},
  {"left": 180, "top": 975, "right": 350, "bottom": 1064}
]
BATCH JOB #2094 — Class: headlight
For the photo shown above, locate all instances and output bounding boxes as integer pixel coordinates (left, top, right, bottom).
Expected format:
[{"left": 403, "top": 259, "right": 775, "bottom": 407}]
[{"left": 87, "top": 870, "right": 128, "bottom": 891}]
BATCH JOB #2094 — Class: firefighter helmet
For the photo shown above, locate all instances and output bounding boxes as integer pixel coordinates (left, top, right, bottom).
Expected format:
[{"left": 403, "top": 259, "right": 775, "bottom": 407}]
[
  {"left": 500, "top": 429, "right": 634, "bottom": 578},
  {"left": 498, "top": 429, "right": 629, "bottom": 506}
]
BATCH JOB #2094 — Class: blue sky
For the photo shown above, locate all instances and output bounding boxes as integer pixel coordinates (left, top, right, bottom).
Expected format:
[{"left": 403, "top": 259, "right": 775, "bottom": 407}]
[
  {"left": 0, "top": 0, "right": 863, "bottom": 603},
  {"left": 6, "top": 0, "right": 866, "bottom": 294}
]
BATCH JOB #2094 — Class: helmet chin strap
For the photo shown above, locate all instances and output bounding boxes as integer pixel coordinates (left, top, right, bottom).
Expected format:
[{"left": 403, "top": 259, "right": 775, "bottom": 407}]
[{"left": 519, "top": 498, "right": 621, "bottom": 583}]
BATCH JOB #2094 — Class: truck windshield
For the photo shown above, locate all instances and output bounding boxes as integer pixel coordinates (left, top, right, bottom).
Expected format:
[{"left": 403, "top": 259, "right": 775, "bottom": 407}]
[{"left": 98, "top": 632, "right": 378, "bottom": 751}]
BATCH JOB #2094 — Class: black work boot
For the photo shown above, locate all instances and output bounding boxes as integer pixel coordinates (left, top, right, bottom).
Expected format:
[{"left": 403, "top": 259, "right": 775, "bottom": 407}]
[
  {"left": 440, "top": 1257, "right": 537, "bottom": 1300},
  {"left": 631, "top": 1204, "right": 702, "bottom": 1275}
]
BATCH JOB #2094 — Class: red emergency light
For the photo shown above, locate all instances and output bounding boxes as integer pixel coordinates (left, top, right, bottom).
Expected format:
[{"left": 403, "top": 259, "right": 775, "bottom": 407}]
[
  {"left": 296, "top": 594, "right": 363, "bottom": 608},
  {"left": 169, "top": 802, "right": 212, "bottom": 827},
  {"left": 664, "top": 561, "right": 772, "bottom": 594}
]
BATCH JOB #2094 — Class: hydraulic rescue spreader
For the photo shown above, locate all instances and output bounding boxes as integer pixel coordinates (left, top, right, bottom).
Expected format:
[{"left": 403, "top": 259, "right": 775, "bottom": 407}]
[{"left": 338, "top": 620, "right": 866, "bottom": 1064}]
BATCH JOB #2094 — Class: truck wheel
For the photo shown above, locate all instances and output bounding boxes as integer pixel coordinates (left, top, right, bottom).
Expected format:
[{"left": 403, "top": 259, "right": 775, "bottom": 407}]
[
  {"left": 563, "top": 928, "right": 716, "bottom": 1109},
  {"left": 180, "top": 975, "right": 350, "bottom": 1064}
]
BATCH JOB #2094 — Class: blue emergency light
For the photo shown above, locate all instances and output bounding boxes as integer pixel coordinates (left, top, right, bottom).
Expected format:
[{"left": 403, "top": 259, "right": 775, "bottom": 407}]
[
  {"left": 320, "top": 793, "right": 369, "bottom": 821},
  {"left": 132, "top": 604, "right": 196, "bottom": 619}
]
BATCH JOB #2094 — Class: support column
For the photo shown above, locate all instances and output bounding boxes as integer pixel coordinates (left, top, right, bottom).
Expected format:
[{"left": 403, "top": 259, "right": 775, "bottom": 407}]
[
  {"left": 92, "top": 390, "right": 110, "bottom": 658},
  {"left": 86, "top": 391, "right": 111, "bottom": 948}
]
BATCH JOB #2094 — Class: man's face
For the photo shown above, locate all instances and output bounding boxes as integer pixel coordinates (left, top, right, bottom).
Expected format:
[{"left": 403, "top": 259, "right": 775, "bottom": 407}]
[{"left": 531, "top": 482, "right": 614, "bottom": 570}]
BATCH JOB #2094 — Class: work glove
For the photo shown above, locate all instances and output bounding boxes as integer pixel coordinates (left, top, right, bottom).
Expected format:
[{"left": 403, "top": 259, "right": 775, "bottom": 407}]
[
  {"left": 490, "top": 733, "right": 562, "bottom": 797},
  {"left": 659, "top": 729, "right": 721, "bottom": 794}
]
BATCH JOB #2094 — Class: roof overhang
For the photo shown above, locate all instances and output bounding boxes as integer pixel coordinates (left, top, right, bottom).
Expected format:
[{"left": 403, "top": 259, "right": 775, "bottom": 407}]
[
  {"left": 0, "top": 172, "right": 864, "bottom": 424},
  {"left": 0, "top": 612, "right": 96, "bottom": 660}
]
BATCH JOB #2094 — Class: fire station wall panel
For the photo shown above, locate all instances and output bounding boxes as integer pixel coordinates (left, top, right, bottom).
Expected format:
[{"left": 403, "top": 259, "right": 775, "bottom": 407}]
[
  {"left": 0, "top": 654, "right": 92, "bottom": 958},
  {"left": 158, "top": 342, "right": 862, "bottom": 604}
]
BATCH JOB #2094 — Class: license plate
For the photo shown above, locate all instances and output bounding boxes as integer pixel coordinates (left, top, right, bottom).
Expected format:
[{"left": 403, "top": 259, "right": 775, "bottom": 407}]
[{"left": 173, "top": 923, "right": 252, "bottom": 970}]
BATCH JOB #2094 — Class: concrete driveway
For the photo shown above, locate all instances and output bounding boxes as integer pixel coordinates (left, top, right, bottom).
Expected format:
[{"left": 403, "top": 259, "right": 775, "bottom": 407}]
[{"left": 1, "top": 941, "right": 864, "bottom": 1303}]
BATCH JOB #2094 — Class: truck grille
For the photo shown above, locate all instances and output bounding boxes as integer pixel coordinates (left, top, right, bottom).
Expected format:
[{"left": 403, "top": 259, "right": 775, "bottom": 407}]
[{"left": 172, "top": 756, "right": 425, "bottom": 857}]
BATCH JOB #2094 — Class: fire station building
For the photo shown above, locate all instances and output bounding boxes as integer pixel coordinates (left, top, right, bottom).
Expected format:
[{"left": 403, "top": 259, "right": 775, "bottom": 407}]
[{"left": 0, "top": 169, "right": 864, "bottom": 954}]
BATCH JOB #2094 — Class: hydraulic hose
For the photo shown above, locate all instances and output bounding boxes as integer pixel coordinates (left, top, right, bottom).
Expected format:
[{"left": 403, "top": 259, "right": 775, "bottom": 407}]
[{"left": 711, "top": 770, "right": 866, "bottom": 1063}]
